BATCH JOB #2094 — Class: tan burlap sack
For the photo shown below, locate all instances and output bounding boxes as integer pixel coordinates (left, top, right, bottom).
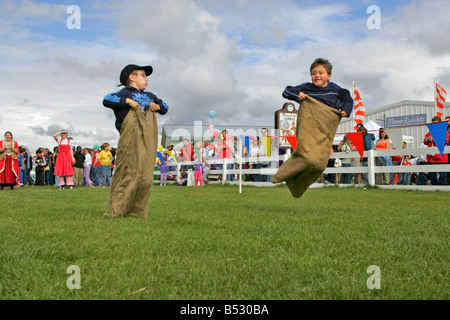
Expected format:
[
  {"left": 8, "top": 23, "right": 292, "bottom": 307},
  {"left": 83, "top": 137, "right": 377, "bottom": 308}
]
[
  {"left": 108, "top": 108, "right": 158, "bottom": 218},
  {"left": 272, "top": 96, "right": 342, "bottom": 198}
]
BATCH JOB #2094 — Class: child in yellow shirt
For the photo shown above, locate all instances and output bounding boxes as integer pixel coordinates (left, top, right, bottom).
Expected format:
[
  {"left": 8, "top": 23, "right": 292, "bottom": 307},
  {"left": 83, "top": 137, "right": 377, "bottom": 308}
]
[{"left": 95, "top": 142, "right": 113, "bottom": 187}]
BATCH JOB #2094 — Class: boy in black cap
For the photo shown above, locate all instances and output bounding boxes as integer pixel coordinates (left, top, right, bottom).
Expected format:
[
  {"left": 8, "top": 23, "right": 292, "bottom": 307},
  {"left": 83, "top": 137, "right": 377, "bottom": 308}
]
[
  {"left": 103, "top": 64, "right": 169, "bottom": 218},
  {"left": 104, "top": 64, "right": 168, "bottom": 131}
]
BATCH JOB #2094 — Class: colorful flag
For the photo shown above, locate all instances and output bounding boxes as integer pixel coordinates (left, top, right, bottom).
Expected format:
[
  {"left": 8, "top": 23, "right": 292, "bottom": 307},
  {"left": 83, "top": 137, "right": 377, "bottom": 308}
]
[
  {"left": 165, "top": 150, "right": 178, "bottom": 163},
  {"left": 435, "top": 80, "right": 447, "bottom": 118},
  {"left": 240, "top": 136, "right": 250, "bottom": 155},
  {"left": 285, "top": 136, "right": 297, "bottom": 151},
  {"left": 427, "top": 121, "right": 448, "bottom": 156},
  {"left": 346, "top": 132, "right": 364, "bottom": 158},
  {"left": 260, "top": 136, "right": 271, "bottom": 158},
  {"left": 352, "top": 82, "right": 365, "bottom": 131},
  {"left": 156, "top": 151, "right": 165, "bottom": 164}
]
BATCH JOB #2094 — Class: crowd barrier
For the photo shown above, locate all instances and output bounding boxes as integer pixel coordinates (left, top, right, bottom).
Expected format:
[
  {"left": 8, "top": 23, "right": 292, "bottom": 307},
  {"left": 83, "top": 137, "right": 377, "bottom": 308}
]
[{"left": 158, "top": 145, "right": 450, "bottom": 192}]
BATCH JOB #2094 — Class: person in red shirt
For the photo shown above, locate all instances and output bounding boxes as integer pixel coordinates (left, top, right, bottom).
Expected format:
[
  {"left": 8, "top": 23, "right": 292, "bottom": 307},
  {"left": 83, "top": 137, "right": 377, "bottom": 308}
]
[
  {"left": 217, "top": 130, "right": 235, "bottom": 181},
  {"left": 0, "top": 131, "right": 20, "bottom": 189},
  {"left": 423, "top": 116, "right": 450, "bottom": 185},
  {"left": 53, "top": 130, "right": 75, "bottom": 190},
  {"left": 398, "top": 155, "right": 412, "bottom": 185}
]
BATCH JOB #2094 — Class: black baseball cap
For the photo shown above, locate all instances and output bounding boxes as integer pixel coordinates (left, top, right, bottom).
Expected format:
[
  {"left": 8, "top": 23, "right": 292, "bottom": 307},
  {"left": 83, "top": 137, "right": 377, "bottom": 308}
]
[{"left": 119, "top": 64, "right": 153, "bottom": 86}]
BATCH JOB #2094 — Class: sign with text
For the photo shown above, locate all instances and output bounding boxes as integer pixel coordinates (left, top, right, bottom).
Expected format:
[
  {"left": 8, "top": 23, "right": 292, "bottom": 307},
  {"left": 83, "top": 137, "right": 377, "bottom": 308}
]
[
  {"left": 275, "top": 103, "right": 298, "bottom": 148},
  {"left": 385, "top": 114, "right": 427, "bottom": 128}
]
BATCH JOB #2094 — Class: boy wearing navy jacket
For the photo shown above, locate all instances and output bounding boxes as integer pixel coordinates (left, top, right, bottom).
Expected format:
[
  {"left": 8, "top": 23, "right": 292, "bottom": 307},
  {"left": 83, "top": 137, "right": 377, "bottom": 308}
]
[
  {"left": 103, "top": 64, "right": 168, "bottom": 131},
  {"left": 103, "top": 64, "right": 169, "bottom": 218},
  {"left": 282, "top": 58, "right": 353, "bottom": 118}
]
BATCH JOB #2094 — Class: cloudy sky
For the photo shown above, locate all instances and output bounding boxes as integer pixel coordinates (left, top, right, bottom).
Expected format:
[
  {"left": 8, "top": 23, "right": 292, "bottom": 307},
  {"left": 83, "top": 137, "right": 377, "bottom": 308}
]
[{"left": 1, "top": 0, "right": 449, "bottom": 152}]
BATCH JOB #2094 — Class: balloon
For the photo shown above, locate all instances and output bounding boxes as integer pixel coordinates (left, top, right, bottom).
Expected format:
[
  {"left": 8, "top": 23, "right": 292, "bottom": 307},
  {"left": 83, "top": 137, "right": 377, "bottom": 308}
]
[
  {"left": 213, "top": 131, "right": 220, "bottom": 139},
  {"left": 209, "top": 110, "right": 216, "bottom": 119},
  {"left": 158, "top": 145, "right": 164, "bottom": 152}
]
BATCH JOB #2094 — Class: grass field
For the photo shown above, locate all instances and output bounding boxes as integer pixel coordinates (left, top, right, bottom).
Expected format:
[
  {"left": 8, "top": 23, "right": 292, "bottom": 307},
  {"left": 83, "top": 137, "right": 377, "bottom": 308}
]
[{"left": 0, "top": 184, "right": 448, "bottom": 300}]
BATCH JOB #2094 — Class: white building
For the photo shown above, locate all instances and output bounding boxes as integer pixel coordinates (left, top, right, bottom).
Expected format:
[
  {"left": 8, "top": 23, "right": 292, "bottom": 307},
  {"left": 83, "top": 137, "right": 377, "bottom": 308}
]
[{"left": 338, "top": 100, "right": 450, "bottom": 148}]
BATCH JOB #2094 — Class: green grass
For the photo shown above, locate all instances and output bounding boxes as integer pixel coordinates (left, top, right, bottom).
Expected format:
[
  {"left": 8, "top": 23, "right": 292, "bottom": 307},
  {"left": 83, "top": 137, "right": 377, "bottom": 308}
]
[{"left": 0, "top": 184, "right": 448, "bottom": 300}]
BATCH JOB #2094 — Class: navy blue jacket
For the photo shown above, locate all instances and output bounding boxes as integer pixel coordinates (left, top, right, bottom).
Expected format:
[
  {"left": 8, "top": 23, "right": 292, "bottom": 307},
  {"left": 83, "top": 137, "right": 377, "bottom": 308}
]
[
  {"left": 103, "top": 87, "right": 169, "bottom": 132},
  {"left": 282, "top": 82, "right": 353, "bottom": 117}
]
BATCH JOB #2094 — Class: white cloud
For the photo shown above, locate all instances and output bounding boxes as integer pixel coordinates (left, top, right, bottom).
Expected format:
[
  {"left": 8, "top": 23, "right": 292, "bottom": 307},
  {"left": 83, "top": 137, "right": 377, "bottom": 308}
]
[
  {"left": 108, "top": 0, "right": 245, "bottom": 124},
  {"left": 0, "top": 0, "right": 67, "bottom": 23}
]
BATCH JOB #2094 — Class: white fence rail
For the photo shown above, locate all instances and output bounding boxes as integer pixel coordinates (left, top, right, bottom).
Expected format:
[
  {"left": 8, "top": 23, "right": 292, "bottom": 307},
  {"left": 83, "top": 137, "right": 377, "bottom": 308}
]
[{"left": 157, "top": 145, "right": 450, "bottom": 192}]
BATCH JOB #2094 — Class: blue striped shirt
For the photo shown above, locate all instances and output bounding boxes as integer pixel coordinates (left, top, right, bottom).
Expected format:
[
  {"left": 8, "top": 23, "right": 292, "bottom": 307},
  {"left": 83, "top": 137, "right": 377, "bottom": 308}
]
[{"left": 282, "top": 82, "right": 353, "bottom": 116}]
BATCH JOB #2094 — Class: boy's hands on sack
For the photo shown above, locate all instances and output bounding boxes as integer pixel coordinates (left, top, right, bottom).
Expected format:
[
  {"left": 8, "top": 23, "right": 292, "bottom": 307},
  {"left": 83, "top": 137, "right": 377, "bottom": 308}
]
[
  {"left": 149, "top": 102, "right": 161, "bottom": 112},
  {"left": 126, "top": 98, "right": 141, "bottom": 110},
  {"left": 298, "top": 92, "right": 307, "bottom": 101}
]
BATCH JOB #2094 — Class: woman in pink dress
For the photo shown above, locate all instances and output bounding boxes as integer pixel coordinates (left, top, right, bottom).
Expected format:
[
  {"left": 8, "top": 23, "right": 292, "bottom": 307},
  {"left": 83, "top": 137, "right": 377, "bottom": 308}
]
[
  {"left": 0, "top": 131, "right": 20, "bottom": 190},
  {"left": 53, "top": 130, "right": 75, "bottom": 190}
]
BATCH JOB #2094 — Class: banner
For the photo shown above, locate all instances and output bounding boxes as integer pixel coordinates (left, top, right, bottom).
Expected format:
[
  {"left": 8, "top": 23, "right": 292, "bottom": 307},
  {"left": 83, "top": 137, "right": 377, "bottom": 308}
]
[
  {"left": 156, "top": 151, "right": 165, "bottom": 163},
  {"left": 346, "top": 132, "right": 364, "bottom": 158},
  {"left": 260, "top": 136, "right": 271, "bottom": 158},
  {"left": 427, "top": 121, "right": 448, "bottom": 156},
  {"left": 352, "top": 82, "right": 365, "bottom": 131},
  {"left": 240, "top": 136, "right": 250, "bottom": 155},
  {"left": 285, "top": 136, "right": 297, "bottom": 151},
  {"left": 385, "top": 114, "right": 427, "bottom": 128},
  {"left": 435, "top": 80, "right": 447, "bottom": 118}
]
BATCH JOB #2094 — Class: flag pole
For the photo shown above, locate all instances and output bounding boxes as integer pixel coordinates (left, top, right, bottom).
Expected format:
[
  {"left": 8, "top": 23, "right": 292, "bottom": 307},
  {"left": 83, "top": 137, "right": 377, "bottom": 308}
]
[{"left": 434, "top": 78, "right": 437, "bottom": 116}]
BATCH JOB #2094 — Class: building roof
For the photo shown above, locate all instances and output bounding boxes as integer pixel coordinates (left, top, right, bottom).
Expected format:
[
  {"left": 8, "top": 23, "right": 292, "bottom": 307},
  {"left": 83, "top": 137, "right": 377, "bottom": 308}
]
[{"left": 341, "top": 100, "right": 450, "bottom": 125}]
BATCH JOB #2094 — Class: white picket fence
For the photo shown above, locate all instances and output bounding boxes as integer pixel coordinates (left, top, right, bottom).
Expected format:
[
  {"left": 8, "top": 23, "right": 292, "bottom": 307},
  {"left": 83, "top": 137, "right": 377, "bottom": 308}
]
[{"left": 158, "top": 145, "right": 450, "bottom": 192}]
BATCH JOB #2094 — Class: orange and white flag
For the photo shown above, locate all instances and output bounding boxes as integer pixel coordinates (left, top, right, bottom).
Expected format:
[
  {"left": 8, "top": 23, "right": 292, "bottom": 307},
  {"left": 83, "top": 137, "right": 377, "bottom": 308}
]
[
  {"left": 435, "top": 80, "right": 447, "bottom": 118},
  {"left": 352, "top": 82, "right": 365, "bottom": 131}
]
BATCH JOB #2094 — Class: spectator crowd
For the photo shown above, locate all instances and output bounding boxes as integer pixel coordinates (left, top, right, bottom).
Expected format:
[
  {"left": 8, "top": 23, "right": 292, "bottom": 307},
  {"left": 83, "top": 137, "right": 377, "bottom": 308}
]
[
  {"left": 324, "top": 116, "right": 450, "bottom": 186},
  {"left": 1, "top": 117, "right": 449, "bottom": 190},
  {"left": 0, "top": 129, "right": 116, "bottom": 189}
]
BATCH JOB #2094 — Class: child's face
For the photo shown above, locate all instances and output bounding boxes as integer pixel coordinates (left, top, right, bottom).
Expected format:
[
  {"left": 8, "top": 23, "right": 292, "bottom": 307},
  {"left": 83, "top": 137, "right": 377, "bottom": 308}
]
[
  {"left": 311, "top": 65, "right": 331, "bottom": 88},
  {"left": 130, "top": 70, "right": 148, "bottom": 91}
]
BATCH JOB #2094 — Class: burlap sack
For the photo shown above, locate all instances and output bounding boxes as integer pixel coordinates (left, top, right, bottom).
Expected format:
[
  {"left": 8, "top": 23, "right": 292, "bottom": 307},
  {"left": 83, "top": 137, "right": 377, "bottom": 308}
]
[
  {"left": 272, "top": 96, "right": 342, "bottom": 198},
  {"left": 108, "top": 108, "right": 158, "bottom": 218}
]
